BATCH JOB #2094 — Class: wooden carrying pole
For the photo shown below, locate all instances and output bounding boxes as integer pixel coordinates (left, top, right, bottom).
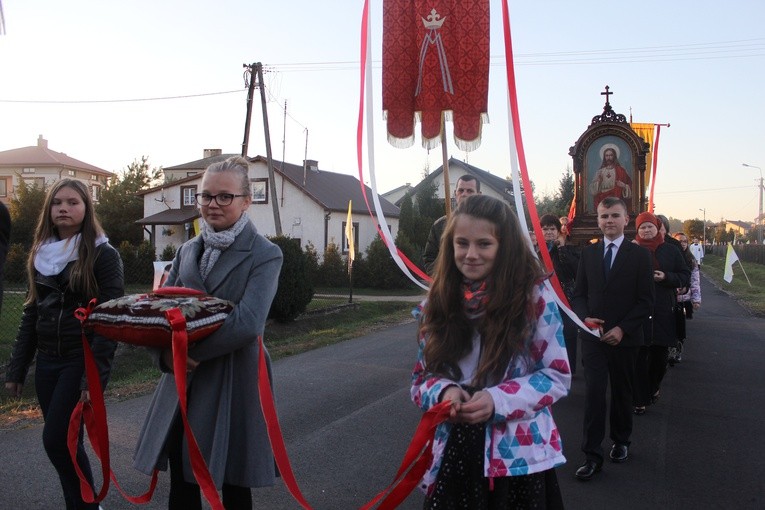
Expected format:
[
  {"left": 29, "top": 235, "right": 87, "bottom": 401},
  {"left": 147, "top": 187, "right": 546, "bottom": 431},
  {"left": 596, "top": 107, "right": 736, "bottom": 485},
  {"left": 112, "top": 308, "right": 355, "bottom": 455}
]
[{"left": 440, "top": 116, "right": 451, "bottom": 216}]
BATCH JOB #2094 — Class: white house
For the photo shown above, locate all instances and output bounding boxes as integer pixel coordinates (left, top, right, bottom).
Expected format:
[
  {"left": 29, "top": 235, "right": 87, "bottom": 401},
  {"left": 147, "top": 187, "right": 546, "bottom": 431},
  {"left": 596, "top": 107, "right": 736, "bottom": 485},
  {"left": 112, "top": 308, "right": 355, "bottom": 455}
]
[{"left": 137, "top": 152, "right": 400, "bottom": 259}]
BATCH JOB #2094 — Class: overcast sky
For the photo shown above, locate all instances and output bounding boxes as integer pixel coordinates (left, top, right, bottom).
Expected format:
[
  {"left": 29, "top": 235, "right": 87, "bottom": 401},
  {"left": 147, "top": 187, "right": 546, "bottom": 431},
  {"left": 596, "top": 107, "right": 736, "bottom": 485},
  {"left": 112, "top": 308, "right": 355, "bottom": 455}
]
[{"left": 1, "top": 0, "right": 763, "bottom": 223}]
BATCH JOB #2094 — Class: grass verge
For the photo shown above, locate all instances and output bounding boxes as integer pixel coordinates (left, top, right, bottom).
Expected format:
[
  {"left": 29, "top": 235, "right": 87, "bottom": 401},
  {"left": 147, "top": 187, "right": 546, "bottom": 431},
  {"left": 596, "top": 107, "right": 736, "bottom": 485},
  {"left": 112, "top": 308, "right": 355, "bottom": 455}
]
[
  {"left": 700, "top": 253, "right": 765, "bottom": 316},
  {"left": 0, "top": 300, "right": 416, "bottom": 428}
]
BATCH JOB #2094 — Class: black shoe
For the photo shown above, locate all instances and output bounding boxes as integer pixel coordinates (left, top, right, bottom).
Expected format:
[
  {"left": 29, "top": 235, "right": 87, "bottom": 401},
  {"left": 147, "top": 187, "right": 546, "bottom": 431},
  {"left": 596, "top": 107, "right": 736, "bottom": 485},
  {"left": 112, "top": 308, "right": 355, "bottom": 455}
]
[
  {"left": 575, "top": 460, "right": 602, "bottom": 481},
  {"left": 610, "top": 444, "right": 629, "bottom": 463}
]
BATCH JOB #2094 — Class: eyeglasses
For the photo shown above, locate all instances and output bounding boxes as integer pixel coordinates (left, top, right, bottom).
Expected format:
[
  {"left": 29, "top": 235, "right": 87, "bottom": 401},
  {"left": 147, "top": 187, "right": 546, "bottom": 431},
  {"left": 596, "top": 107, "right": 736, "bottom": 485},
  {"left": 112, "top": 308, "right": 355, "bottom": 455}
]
[{"left": 194, "top": 193, "right": 249, "bottom": 206}]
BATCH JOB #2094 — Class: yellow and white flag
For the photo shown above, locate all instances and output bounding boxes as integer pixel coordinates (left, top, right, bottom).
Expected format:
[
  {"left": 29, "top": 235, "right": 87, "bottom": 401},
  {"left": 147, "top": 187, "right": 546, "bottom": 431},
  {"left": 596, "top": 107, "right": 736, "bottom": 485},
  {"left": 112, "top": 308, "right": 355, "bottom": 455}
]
[
  {"left": 723, "top": 243, "right": 739, "bottom": 283},
  {"left": 345, "top": 200, "right": 355, "bottom": 272}
]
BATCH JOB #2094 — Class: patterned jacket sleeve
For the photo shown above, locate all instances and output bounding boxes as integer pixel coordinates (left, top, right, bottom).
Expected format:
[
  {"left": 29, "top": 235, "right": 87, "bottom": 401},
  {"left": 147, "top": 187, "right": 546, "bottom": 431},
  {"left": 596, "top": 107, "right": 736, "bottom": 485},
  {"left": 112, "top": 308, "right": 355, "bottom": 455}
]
[
  {"left": 410, "top": 301, "right": 459, "bottom": 411},
  {"left": 485, "top": 284, "right": 571, "bottom": 424}
]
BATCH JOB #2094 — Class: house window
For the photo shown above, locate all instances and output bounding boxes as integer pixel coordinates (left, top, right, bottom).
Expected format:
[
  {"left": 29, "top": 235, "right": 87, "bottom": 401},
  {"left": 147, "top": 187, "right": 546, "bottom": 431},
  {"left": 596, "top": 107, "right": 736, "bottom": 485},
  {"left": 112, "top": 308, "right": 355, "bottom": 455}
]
[
  {"left": 91, "top": 174, "right": 98, "bottom": 180},
  {"left": 91, "top": 185, "right": 101, "bottom": 202},
  {"left": 66, "top": 170, "right": 75, "bottom": 177},
  {"left": 186, "top": 172, "right": 199, "bottom": 177},
  {"left": 22, "top": 167, "right": 36, "bottom": 174},
  {"left": 0, "top": 179, "right": 7, "bottom": 197},
  {"left": 342, "top": 222, "right": 359, "bottom": 255},
  {"left": 22, "top": 177, "right": 45, "bottom": 189},
  {"left": 181, "top": 186, "right": 197, "bottom": 208},
  {"left": 251, "top": 178, "right": 268, "bottom": 204}
]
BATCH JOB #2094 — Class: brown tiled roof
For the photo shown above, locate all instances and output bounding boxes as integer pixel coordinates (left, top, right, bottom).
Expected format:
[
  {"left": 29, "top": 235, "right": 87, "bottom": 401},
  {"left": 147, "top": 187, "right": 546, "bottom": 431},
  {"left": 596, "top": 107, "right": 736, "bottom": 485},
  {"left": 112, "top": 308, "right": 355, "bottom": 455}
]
[
  {"left": 0, "top": 144, "right": 112, "bottom": 176},
  {"left": 135, "top": 208, "right": 200, "bottom": 225},
  {"left": 253, "top": 156, "right": 399, "bottom": 217},
  {"left": 139, "top": 154, "right": 399, "bottom": 216}
]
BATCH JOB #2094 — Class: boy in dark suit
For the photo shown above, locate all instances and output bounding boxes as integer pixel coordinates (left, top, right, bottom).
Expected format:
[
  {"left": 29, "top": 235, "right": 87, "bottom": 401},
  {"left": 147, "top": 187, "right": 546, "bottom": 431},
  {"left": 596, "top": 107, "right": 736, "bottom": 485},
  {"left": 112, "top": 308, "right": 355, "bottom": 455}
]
[{"left": 571, "top": 197, "right": 654, "bottom": 480}]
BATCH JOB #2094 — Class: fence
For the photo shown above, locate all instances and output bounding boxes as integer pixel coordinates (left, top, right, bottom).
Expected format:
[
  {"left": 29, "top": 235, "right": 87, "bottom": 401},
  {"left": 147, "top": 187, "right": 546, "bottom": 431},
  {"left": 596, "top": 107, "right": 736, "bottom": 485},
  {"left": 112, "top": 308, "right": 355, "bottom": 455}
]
[
  {"left": 0, "top": 257, "right": 157, "bottom": 365},
  {"left": 705, "top": 243, "right": 765, "bottom": 265}
]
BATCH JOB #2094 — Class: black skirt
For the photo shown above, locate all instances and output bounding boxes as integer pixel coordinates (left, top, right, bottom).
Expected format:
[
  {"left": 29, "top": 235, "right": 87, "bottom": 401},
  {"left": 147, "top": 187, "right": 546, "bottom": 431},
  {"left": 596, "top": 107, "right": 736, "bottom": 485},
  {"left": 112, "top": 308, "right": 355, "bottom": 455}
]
[{"left": 424, "top": 422, "right": 564, "bottom": 510}]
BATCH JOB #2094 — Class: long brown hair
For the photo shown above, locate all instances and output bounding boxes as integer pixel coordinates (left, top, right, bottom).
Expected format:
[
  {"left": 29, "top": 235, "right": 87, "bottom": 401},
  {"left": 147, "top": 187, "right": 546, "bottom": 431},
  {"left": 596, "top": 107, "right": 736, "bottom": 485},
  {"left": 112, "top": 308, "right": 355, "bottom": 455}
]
[
  {"left": 421, "top": 195, "right": 545, "bottom": 387},
  {"left": 26, "top": 179, "right": 106, "bottom": 304}
]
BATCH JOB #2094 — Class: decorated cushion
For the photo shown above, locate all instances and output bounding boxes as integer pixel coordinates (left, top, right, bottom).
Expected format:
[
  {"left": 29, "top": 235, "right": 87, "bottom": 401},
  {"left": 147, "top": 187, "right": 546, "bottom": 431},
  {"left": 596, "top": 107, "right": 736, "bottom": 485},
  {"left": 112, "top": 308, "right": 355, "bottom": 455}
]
[{"left": 84, "top": 287, "right": 234, "bottom": 348}]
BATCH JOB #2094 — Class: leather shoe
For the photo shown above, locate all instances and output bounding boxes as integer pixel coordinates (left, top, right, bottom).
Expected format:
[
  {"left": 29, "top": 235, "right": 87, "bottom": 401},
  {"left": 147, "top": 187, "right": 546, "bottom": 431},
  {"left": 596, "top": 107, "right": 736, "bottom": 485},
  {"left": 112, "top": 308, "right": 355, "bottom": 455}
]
[
  {"left": 610, "top": 443, "right": 629, "bottom": 463},
  {"left": 575, "top": 460, "right": 601, "bottom": 481}
]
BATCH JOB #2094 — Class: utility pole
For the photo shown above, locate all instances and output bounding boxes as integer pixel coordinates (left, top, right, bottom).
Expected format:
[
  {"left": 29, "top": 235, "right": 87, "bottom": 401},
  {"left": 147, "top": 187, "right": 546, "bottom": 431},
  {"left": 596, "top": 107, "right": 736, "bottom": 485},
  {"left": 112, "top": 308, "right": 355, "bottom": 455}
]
[
  {"left": 241, "top": 64, "right": 257, "bottom": 158},
  {"left": 243, "top": 62, "right": 282, "bottom": 235},
  {"left": 742, "top": 163, "right": 762, "bottom": 244}
]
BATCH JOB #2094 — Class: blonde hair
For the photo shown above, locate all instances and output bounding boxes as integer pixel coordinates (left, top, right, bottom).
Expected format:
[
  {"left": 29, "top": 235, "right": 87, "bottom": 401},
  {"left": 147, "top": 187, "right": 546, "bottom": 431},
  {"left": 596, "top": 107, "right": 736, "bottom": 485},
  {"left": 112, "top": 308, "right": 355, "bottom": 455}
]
[{"left": 204, "top": 156, "right": 251, "bottom": 195}]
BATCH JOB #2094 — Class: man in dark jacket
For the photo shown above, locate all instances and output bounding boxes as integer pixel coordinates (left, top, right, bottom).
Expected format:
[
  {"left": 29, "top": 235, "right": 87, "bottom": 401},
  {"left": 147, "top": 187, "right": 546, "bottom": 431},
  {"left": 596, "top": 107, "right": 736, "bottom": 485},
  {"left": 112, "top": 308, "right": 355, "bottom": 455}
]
[
  {"left": 571, "top": 197, "right": 654, "bottom": 480},
  {"left": 422, "top": 175, "right": 480, "bottom": 274}
]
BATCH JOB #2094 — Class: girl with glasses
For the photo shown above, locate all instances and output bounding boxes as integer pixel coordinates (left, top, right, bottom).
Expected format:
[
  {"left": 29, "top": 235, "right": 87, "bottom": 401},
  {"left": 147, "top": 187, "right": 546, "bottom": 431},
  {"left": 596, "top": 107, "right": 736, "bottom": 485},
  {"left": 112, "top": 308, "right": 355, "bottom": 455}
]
[{"left": 134, "top": 156, "right": 283, "bottom": 509}]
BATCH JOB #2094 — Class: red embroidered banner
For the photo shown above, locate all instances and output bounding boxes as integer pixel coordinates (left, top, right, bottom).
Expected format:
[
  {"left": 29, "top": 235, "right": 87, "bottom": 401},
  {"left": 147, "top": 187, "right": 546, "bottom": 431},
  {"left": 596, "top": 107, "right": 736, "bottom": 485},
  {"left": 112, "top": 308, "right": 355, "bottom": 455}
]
[{"left": 383, "top": 0, "right": 489, "bottom": 151}]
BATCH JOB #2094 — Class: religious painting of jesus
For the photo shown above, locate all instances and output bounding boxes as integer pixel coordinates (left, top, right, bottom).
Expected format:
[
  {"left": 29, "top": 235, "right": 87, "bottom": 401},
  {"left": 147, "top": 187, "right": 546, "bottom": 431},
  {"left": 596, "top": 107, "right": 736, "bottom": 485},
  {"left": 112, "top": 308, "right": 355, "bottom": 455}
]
[{"left": 585, "top": 136, "right": 634, "bottom": 213}]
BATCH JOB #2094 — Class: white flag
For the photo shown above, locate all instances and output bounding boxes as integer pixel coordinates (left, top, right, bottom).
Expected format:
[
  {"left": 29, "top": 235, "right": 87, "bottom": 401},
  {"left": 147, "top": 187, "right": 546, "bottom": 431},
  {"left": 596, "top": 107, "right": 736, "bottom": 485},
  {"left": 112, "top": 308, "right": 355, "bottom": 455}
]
[{"left": 723, "top": 244, "right": 739, "bottom": 283}]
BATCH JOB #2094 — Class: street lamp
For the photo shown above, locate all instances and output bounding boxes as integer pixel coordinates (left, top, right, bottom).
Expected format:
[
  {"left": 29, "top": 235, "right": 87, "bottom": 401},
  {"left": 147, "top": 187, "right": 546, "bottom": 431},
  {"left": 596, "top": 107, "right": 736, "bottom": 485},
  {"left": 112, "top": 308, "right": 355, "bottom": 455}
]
[
  {"left": 699, "top": 208, "right": 706, "bottom": 247},
  {"left": 742, "top": 163, "right": 763, "bottom": 244}
]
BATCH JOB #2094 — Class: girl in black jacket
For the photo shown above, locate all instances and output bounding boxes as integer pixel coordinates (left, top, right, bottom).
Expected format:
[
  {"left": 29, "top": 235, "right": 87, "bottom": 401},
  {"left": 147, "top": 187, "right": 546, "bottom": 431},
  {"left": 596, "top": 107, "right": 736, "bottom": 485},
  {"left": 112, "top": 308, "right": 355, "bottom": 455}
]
[{"left": 5, "top": 179, "right": 123, "bottom": 510}]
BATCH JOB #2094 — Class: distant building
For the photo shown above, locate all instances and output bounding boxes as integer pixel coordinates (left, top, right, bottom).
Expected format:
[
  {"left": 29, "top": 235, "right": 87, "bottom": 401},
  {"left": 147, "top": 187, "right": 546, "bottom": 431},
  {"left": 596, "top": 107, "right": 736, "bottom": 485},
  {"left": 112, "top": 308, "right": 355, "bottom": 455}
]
[
  {"left": 0, "top": 135, "right": 112, "bottom": 204},
  {"left": 385, "top": 157, "right": 515, "bottom": 208},
  {"left": 724, "top": 220, "right": 752, "bottom": 236},
  {"left": 381, "top": 183, "right": 414, "bottom": 206},
  {"left": 137, "top": 152, "right": 400, "bottom": 258}
]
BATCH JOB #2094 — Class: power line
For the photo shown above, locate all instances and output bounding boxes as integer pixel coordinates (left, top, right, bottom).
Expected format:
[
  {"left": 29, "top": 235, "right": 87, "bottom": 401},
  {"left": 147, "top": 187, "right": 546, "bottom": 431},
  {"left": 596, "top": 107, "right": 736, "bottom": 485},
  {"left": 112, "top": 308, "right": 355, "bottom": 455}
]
[
  {"left": 271, "top": 38, "right": 765, "bottom": 71},
  {"left": 2, "top": 38, "right": 762, "bottom": 104},
  {"left": 655, "top": 185, "right": 752, "bottom": 195},
  {"left": 0, "top": 89, "right": 244, "bottom": 104}
]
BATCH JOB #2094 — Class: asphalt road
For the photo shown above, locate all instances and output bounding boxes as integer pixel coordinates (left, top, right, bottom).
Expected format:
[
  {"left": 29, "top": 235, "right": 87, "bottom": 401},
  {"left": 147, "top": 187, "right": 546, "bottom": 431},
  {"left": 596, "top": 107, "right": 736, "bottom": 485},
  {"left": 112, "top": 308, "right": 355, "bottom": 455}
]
[{"left": 1, "top": 274, "right": 763, "bottom": 509}]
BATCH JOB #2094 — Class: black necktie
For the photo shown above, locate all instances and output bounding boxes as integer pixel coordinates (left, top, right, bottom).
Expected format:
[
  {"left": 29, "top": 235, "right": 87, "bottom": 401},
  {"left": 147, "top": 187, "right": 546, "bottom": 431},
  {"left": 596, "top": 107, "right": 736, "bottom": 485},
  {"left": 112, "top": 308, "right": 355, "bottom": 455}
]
[{"left": 603, "top": 242, "right": 615, "bottom": 278}]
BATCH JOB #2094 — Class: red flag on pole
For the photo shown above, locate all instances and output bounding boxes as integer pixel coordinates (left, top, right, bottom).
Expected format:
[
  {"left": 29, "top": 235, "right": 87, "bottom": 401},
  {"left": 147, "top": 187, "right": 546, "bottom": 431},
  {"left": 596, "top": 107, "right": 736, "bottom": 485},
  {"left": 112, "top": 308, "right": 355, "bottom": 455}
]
[{"left": 383, "top": 0, "right": 490, "bottom": 151}]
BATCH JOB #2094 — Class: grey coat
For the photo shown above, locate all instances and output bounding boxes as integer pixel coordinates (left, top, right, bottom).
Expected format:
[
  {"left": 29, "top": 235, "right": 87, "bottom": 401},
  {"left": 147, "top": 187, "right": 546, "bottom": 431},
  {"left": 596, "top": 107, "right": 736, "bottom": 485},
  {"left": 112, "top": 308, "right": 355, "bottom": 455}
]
[{"left": 133, "top": 221, "right": 283, "bottom": 488}]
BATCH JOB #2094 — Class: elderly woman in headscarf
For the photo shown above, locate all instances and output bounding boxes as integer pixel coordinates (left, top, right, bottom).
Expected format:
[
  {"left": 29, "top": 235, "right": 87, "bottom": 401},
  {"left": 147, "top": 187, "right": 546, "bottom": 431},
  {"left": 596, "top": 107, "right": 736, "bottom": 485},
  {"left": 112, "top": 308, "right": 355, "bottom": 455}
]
[{"left": 632, "top": 212, "right": 690, "bottom": 415}]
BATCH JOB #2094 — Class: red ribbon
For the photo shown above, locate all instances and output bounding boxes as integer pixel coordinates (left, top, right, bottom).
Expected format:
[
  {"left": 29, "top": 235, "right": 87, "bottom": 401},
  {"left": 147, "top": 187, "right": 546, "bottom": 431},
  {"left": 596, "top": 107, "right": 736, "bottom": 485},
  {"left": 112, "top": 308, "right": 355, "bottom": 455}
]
[
  {"left": 257, "top": 336, "right": 313, "bottom": 509},
  {"left": 68, "top": 303, "right": 221, "bottom": 508},
  {"left": 257, "top": 331, "right": 451, "bottom": 510},
  {"left": 499, "top": 0, "right": 570, "bottom": 311},
  {"left": 70, "top": 300, "right": 451, "bottom": 509},
  {"left": 165, "top": 307, "right": 224, "bottom": 509},
  {"left": 359, "top": 400, "right": 451, "bottom": 510},
  {"left": 69, "top": 299, "right": 159, "bottom": 505}
]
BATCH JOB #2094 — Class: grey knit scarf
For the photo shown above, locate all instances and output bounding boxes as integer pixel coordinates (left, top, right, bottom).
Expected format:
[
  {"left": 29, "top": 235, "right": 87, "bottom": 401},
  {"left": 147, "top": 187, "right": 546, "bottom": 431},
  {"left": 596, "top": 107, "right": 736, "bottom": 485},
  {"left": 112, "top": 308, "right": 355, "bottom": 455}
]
[{"left": 199, "top": 213, "right": 250, "bottom": 281}]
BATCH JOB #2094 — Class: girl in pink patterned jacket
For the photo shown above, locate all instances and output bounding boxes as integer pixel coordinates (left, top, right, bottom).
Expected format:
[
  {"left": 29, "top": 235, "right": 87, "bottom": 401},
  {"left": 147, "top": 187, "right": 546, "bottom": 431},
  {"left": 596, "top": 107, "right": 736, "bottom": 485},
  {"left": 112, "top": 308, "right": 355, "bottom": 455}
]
[{"left": 412, "top": 195, "right": 571, "bottom": 509}]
